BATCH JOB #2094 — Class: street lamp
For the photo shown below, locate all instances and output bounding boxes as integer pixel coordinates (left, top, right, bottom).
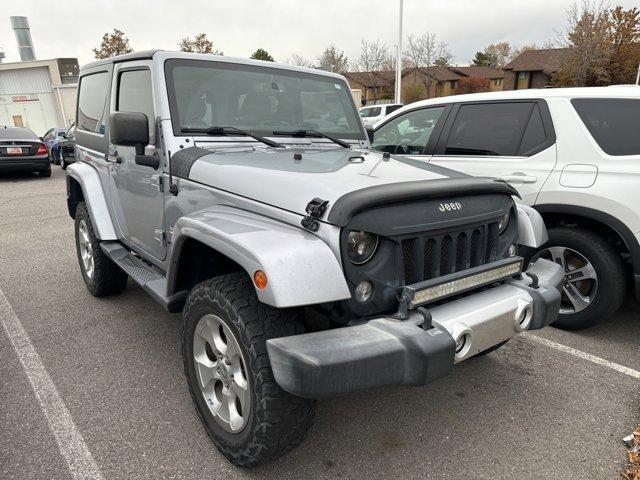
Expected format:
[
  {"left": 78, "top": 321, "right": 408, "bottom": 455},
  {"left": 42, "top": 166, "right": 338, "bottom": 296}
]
[{"left": 395, "top": 0, "right": 403, "bottom": 104}]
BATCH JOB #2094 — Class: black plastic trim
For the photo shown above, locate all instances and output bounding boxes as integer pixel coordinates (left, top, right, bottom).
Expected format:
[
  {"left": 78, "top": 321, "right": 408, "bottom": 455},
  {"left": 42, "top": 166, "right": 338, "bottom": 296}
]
[
  {"left": 169, "top": 146, "right": 211, "bottom": 179},
  {"left": 327, "top": 177, "right": 520, "bottom": 227}
]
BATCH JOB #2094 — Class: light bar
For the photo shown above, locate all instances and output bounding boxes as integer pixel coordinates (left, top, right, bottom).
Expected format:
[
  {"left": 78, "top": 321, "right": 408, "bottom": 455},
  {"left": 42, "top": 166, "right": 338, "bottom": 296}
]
[{"left": 406, "top": 258, "right": 523, "bottom": 308}]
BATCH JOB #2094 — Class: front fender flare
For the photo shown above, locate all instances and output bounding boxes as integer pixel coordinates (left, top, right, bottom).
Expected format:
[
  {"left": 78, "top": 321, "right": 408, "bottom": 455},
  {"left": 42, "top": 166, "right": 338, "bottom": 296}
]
[
  {"left": 168, "top": 207, "right": 351, "bottom": 308},
  {"left": 66, "top": 162, "right": 118, "bottom": 240},
  {"left": 516, "top": 204, "right": 548, "bottom": 248}
]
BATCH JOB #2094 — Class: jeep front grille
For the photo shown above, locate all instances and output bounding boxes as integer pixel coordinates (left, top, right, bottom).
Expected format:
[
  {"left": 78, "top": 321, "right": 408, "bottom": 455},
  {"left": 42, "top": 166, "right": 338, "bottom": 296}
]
[{"left": 400, "top": 222, "right": 499, "bottom": 285}]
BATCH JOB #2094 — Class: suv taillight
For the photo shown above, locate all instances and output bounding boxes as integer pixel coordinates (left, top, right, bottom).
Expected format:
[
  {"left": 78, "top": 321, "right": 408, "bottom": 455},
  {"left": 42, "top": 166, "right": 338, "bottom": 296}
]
[{"left": 36, "top": 143, "right": 48, "bottom": 156}]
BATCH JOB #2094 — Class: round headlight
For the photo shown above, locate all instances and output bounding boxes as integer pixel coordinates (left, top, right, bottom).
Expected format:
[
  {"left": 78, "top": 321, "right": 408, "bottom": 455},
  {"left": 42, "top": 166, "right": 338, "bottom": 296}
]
[
  {"left": 347, "top": 231, "right": 379, "bottom": 265},
  {"left": 498, "top": 210, "right": 511, "bottom": 234}
]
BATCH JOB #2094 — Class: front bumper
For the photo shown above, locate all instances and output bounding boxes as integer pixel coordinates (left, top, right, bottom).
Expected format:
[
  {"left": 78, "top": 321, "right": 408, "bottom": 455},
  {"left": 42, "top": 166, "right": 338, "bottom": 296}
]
[{"left": 267, "top": 259, "right": 563, "bottom": 399}]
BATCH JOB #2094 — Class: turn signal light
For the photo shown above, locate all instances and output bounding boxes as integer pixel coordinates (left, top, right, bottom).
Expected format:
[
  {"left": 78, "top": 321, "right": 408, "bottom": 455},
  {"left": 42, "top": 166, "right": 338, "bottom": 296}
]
[
  {"left": 253, "top": 270, "right": 268, "bottom": 290},
  {"left": 36, "top": 143, "right": 48, "bottom": 156}
]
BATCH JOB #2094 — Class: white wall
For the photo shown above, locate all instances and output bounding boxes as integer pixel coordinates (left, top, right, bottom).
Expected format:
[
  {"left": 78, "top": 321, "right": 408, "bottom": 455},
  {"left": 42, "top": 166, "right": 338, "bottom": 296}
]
[{"left": 0, "top": 93, "right": 59, "bottom": 136}]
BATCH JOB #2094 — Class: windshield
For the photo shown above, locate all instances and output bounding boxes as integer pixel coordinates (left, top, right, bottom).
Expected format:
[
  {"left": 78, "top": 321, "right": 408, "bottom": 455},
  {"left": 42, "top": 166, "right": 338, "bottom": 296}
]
[{"left": 165, "top": 59, "right": 364, "bottom": 139}]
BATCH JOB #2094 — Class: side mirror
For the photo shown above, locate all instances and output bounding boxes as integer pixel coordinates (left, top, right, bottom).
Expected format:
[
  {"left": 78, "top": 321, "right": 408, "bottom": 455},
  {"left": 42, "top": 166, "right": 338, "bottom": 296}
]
[
  {"left": 109, "top": 112, "right": 149, "bottom": 155},
  {"left": 365, "top": 126, "right": 375, "bottom": 144}
]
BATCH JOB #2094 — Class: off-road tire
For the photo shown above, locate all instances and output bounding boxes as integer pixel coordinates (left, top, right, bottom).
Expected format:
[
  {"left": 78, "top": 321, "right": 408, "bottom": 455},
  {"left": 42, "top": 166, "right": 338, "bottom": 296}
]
[
  {"left": 528, "top": 227, "right": 626, "bottom": 330},
  {"left": 182, "top": 273, "right": 315, "bottom": 467},
  {"left": 74, "top": 202, "right": 128, "bottom": 296}
]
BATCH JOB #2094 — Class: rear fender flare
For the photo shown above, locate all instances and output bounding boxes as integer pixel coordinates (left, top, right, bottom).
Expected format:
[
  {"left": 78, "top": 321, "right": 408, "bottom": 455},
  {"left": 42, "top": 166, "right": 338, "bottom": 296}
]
[{"left": 66, "top": 162, "right": 117, "bottom": 240}]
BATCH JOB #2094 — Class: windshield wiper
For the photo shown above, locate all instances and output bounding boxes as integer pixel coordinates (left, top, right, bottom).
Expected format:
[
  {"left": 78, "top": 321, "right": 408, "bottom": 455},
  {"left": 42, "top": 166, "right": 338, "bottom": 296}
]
[
  {"left": 181, "top": 126, "right": 284, "bottom": 148},
  {"left": 272, "top": 129, "right": 351, "bottom": 149}
]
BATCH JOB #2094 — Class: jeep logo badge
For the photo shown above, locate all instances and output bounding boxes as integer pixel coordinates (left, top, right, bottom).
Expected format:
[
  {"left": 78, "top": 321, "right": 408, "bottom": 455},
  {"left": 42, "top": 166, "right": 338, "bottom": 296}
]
[{"left": 438, "top": 202, "right": 462, "bottom": 212}]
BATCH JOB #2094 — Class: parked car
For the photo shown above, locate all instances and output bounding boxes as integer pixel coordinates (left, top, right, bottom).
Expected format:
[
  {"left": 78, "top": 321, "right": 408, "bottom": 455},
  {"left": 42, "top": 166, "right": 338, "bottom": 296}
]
[
  {"left": 66, "top": 50, "right": 563, "bottom": 467},
  {"left": 370, "top": 86, "right": 640, "bottom": 330},
  {"left": 58, "top": 123, "right": 76, "bottom": 170},
  {"left": 0, "top": 126, "right": 51, "bottom": 177},
  {"left": 359, "top": 103, "right": 403, "bottom": 127},
  {"left": 41, "top": 127, "right": 66, "bottom": 163}
]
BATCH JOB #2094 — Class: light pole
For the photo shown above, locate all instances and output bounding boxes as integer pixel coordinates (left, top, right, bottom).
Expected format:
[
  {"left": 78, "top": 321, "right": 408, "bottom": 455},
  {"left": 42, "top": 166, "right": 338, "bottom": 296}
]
[{"left": 395, "top": 0, "right": 403, "bottom": 104}]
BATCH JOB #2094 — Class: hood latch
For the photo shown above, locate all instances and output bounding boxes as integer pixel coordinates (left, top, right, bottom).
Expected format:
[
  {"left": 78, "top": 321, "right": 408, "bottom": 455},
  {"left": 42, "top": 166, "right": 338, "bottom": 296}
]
[{"left": 301, "top": 198, "right": 329, "bottom": 232}]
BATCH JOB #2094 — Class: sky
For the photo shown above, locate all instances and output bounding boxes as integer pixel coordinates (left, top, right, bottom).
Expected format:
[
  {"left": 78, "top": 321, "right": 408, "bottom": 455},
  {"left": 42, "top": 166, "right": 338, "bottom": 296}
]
[{"left": 1, "top": 0, "right": 638, "bottom": 68}]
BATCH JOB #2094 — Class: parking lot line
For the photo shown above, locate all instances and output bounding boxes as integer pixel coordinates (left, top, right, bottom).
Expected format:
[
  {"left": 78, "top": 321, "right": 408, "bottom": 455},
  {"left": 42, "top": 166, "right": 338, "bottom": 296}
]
[
  {"left": 0, "top": 287, "right": 104, "bottom": 480},
  {"left": 524, "top": 332, "right": 640, "bottom": 380}
]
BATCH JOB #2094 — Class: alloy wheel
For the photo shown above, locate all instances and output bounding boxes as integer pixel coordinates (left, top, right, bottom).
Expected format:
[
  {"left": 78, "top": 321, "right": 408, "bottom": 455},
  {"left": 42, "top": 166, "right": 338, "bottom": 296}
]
[
  {"left": 193, "top": 314, "right": 251, "bottom": 433},
  {"left": 531, "top": 246, "right": 598, "bottom": 314},
  {"left": 78, "top": 220, "right": 94, "bottom": 278}
]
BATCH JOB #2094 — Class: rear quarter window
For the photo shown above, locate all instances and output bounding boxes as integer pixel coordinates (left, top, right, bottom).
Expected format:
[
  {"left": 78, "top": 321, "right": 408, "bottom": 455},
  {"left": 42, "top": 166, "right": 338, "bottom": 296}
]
[
  {"left": 571, "top": 98, "right": 640, "bottom": 156},
  {"left": 77, "top": 71, "right": 110, "bottom": 134}
]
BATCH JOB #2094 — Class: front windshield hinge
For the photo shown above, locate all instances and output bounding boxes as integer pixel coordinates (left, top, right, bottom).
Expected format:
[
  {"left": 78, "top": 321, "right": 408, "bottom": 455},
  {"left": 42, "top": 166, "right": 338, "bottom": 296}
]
[{"left": 301, "top": 197, "right": 329, "bottom": 232}]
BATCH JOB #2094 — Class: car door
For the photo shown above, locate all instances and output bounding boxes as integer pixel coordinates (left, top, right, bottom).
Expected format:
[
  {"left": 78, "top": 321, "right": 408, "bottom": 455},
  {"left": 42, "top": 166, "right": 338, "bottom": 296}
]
[
  {"left": 371, "top": 105, "right": 450, "bottom": 162},
  {"left": 428, "top": 100, "right": 557, "bottom": 205},
  {"left": 107, "top": 62, "right": 166, "bottom": 261}
]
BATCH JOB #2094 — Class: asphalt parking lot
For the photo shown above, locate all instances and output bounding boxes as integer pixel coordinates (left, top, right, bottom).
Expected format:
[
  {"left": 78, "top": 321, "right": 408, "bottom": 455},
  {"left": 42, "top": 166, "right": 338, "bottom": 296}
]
[{"left": 1, "top": 167, "right": 639, "bottom": 480}]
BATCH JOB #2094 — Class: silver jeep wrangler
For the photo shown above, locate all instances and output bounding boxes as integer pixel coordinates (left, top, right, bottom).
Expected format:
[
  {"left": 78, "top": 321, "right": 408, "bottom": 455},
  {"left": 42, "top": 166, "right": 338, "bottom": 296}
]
[{"left": 66, "top": 50, "right": 564, "bottom": 467}]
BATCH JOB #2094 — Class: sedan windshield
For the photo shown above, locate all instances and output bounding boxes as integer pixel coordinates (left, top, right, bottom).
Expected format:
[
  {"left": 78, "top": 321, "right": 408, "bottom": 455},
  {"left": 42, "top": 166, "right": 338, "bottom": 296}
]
[{"left": 165, "top": 59, "right": 364, "bottom": 140}]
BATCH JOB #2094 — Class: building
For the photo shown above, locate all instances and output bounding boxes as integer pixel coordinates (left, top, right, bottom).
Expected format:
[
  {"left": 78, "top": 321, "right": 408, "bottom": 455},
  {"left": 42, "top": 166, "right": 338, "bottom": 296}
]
[
  {"left": 343, "top": 70, "right": 396, "bottom": 106},
  {"left": 401, "top": 65, "right": 504, "bottom": 98},
  {"left": 0, "top": 58, "right": 78, "bottom": 135},
  {"left": 502, "top": 48, "right": 571, "bottom": 90}
]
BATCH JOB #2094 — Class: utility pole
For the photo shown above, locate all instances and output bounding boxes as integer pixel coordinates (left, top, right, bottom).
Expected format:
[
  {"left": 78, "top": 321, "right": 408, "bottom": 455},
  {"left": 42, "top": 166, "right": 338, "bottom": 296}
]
[
  {"left": 636, "top": 62, "right": 640, "bottom": 85},
  {"left": 395, "top": 0, "right": 403, "bottom": 104}
]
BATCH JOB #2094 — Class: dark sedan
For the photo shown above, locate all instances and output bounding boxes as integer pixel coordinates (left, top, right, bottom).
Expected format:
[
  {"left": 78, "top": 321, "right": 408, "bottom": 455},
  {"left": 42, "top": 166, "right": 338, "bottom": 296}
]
[
  {"left": 58, "top": 123, "right": 76, "bottom": 170},
  {"left": 0, "top": 126, "right": 51, "bottom": 177}
]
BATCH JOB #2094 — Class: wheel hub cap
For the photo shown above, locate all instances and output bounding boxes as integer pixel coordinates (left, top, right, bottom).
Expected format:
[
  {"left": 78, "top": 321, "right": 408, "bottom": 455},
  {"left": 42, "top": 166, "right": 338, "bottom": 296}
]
[
  {"left": 531, "top": 245, "right": 598, "bottom": 314},
  {"left": 193, "top": 314, "right": 250, "bottom": 433}
]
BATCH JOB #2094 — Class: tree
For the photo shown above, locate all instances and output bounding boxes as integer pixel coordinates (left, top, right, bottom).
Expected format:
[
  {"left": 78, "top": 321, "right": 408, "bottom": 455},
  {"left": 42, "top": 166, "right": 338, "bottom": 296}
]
[
  {"left": 401, "top": 79, "right": 427, "bottom": 103},
  {"left": 317, "top": 45, "right": 349, "bottom": 73},
  {"left": 179, "top": 33, "right": 221, "bottom": 54},
  {"left": 354, "top": 39, "right": 389, "bottom": 101},
  {"left": 608, "top": 6, "right": 640, "bottom": 84},
  {"left": 287, "top": 53, "right": 314, "bottom": 68},
  {"left": 472, "top": 51, "right": 497, "bottom": 67},
  {"left": 456, "top": 77, "right": 491, "bottom": 94},
  {"left": 92, "top": 29, "right": 133, "bottom": 59},
  {"left": 555, "top": 1, "right": 613, "bottom": 86},
  {"left": 250, "top": 48, "right": 275, "bottom": 62},
  {"left": 403, "top": 33, "right": 452, "bottom": 98}
]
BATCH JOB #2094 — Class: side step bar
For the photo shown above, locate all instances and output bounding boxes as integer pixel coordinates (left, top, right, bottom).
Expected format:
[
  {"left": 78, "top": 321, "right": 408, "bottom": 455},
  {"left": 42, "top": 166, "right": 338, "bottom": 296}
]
[{"left": 100, "top": 241, "right": 186, "bottom": 312}]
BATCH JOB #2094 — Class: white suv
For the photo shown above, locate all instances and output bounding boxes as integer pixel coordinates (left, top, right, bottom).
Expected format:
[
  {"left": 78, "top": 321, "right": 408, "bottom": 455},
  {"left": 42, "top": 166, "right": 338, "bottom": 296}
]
[
  {"left": 370, "top": 86, "right": 640, "bottom": 330},
  {"left": 359, "top": 103, "right": 403, "bottom": 127}
]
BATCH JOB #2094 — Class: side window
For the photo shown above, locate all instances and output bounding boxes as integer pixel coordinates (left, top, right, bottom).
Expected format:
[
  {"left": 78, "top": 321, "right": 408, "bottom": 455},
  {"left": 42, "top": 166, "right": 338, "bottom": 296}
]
[
  {"left": 77, "top": 72, "right": 109, "bottom": 134},
  {"left": 361, "top": 107, "right": 381, "bottom": 118},
  {"left": 571, "top": 98, "right": 640, "bottom": 156},
  {"left": 386, "top": 105, "right": 402, "bottom": 115},
  {"left": 43, "top": 131, "right": 52, "bottom": 141},
  {"left": 518, "top": 104, "right": 547, "bottom": 155},
  {"left": 116, "top": 69, "right": 155, "bottom": 144},
  {"left": 372, "top": 107, "right": 445, "bottom": 155},
  {"left": 444, "top": 102, "right": 534, "bottom": 156}
]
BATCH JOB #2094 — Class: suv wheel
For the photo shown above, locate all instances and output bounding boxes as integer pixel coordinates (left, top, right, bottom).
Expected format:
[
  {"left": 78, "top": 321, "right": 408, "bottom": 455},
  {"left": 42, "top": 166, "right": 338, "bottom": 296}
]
[
  {"left": 529, "top": 227, "right": 625, "bottom": 330},
  {"left": 182, "top": 273, "right": 315, "bottom": 467},
  {"left": 60, "top": 152, "right": 67, "bottom": 170},
  {"left": 74, "top": 202, "right": 128, "bottom": 296}
]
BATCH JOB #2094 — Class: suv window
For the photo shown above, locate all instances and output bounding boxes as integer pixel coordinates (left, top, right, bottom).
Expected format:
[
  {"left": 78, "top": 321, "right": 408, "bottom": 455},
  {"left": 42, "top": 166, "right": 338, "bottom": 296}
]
[
  {"left": 78, "top": 71, "right": 109, "bottom": 134},
  {"left": 444, "top": 102, "right": 534, "bottom": 156},
  {"left": 117, "top": 69, "right": 155, "bottom": 144},
  {"left": 361, "top": 107, "right": 381, "bottom": 118},
  {"left": 386, "top": 105, "right": 402, "bottom": 115},
  {"left": 518, "top": 104, "right": 547, "bottom": 155},
  {"left": 372, "top": 106, "right": 445, "bottom": 155},
  {"left": 572, "top": 98, "right": 640, "bottom": 156}
]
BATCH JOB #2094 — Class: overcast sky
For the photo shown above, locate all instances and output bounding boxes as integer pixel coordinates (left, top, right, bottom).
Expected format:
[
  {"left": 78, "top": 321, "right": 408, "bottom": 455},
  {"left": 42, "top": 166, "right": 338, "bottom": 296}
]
[{"left": 1, "top": 0, "right": 638, "bottom": 68}]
